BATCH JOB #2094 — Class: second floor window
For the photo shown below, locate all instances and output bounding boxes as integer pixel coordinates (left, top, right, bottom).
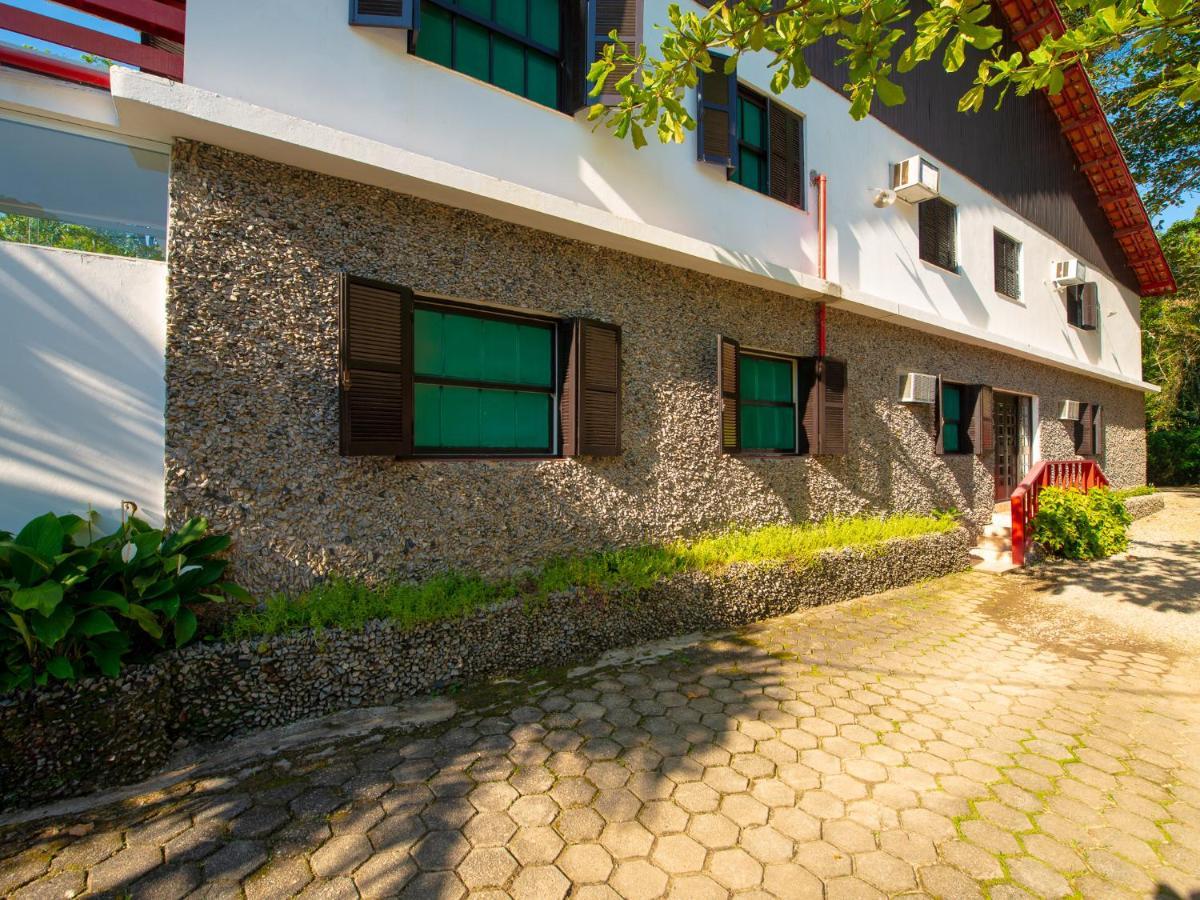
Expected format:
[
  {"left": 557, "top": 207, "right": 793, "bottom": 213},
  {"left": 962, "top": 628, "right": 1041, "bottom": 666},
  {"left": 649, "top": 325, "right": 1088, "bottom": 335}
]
[
  {"left": 994, "top": 230, "right": 1021, "bottom": 299},
  {"left": 919, "top": 197, "right": 957, "bottom": 272},
  {"left": 729, "top": 87, "right": 805, "bottom": 208},
  {"left": 415, "top": 0, "right": 562, "bottom": 109}
]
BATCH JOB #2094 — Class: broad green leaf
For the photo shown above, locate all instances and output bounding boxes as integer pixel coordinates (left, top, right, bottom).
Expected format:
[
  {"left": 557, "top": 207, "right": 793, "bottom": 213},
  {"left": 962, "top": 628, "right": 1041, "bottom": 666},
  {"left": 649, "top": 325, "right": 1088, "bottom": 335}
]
[
  {"left": 45, "top": 656, "right": 74, "bottom": 681},
  {"left": 943, "top": 34, "right": 966, "bottom": 72},
  {"left": 11, "top": 582, "right": 63, "bottom": 616},
  {"left": 218, "top": 582, "right": 253, "bottom": 603},
  {"left": 6, "top": 612, "right": 33, "bottom": 652},
  {"left": 31, "top": 605, "right": 75, "bottom": 648},
  {"left": 875, "top": 74, "right": 906, "bottom": 106},
  {"left": 84, "top": 590, "right": 129, "bottom": 613},
  {"left": 125, "top": 603, "right": 163, "bottom": 639},
  {"left": 75, "top": 609, "right": 118, "bottom": 637},
  {"left": 174, "top": 608, "right": 198, "bottom": 647},
  {"left": 15, "top": 512, "right": 63, "bottom": 559},
  {"left": 89, "top": 644, "right": 125, "bottom": 678}
]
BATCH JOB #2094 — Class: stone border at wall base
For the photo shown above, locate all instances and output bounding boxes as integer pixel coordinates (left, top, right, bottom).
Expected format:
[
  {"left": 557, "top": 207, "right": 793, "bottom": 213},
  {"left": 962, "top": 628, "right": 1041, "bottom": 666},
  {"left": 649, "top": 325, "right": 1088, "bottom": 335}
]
[
  {"left": 1124, "top": 493, "right": 1165, "bottom": 520},
  {"left": 0, "top": 529, "right": 969, "bottom": 811}
]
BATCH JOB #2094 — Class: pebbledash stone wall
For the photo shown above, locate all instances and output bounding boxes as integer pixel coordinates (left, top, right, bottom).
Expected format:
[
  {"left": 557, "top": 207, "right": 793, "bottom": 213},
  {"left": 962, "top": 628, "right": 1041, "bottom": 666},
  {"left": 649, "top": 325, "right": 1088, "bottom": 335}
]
[
  {"left": 165, "top": 142, "right": 1145, "bottom": 594},
  {"left": 0, "top": 530, "right": 968, "bottom": 809}
]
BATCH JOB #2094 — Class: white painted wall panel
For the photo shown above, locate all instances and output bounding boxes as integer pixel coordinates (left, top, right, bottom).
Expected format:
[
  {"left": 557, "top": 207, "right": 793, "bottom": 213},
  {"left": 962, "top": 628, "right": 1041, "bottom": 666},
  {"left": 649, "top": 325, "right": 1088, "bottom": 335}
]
[
  {"left": 0, "top": 242, "right": 166, "bottom": 531},
  {"left": 178, "top": 0, "right": 1141, "bottom": 381}
]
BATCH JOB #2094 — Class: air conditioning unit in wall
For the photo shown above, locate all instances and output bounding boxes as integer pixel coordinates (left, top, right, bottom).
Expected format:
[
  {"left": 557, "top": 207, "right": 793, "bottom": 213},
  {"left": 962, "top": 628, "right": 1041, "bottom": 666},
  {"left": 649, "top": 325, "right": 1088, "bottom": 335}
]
[
  {"left": 899, "top": 372, "right": 938, "bottom": 404},
  {"left": 890, "top": 156, "right": 940, "bottom": 203},
  {"left": 1058, "top": 399, "right": 1083, "bottom": 421},
  {"left": 1053, "top": 259, "right": 1088, "bottom": 287}
]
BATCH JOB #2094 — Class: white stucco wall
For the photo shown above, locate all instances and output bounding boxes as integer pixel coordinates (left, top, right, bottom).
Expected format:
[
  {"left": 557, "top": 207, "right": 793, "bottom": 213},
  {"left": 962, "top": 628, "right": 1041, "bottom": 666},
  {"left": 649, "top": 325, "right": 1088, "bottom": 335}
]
[
  {"left": 178, "top": 0, "right": 1143, "bottom": 382},
  {"left": 0, "top": 242, "right": 166, "bottom": 532}
]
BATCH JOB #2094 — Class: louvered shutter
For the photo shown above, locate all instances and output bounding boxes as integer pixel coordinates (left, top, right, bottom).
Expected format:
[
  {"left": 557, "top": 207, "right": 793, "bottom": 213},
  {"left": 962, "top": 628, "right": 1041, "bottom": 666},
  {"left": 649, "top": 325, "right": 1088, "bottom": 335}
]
[
  {"left": 1093, "top": 404, "right": 1104, "bottom": 458},
  {"left": 1080, "top": 283, "right": 1099, "bottom": 330},
  {"left": 563, "top": 318, "right": 622, "bottom": 456},
  {"left": 797, "top": 357, "right": 818, "bottom": 455},
  {"left": 1066, "top": 285, "right": 1082, "bottom": 327},
  {"left": 697, "top": 54, "right": 738, "bottom": 168},
  {"left": 919, "top": 199, "right": 956, "bottom": 271},
  {"left": 1076, "top": 403, "right": 1095, "bottom": 456},
  {"left": 994, "top": 232, "right": 1020, "bottom": 298},
  {"left": 768, "top": 102, "right": 804, "bottom": 209},
  {"left": 718, "top": 335, "right": 740, "bottom": 453},
  {"left": 349, "top": 0, "right": 415, "bottom": 28},
  {"left": 934, "top": 374, "right": 945, "bottom": 455},
  {"left": 588, "top": 0, "right": 643, "bottom": 105},
  {"left": 968, "top": 385, "right": 994, "bottom": 454},
  {"left": 816, "top": 358, "right": 847, "bottom": 455},
  {"left": 339, "top": 276, "right": 412, "bottom": 457}
]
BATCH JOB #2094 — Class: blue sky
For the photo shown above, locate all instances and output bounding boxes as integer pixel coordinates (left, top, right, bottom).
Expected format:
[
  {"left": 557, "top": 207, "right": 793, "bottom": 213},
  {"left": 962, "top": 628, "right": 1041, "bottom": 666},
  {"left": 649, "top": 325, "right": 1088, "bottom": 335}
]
[{"left": 1157, "top": 191, "right": 1199, "bottom": 230}]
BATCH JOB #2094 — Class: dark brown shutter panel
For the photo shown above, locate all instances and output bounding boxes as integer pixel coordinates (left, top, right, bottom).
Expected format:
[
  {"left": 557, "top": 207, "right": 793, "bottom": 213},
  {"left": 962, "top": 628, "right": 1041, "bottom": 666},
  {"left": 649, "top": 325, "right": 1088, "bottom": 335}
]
[
  {"left": 797, "top": 357, "right": 818, "bottom": 455},
  {"left": 589, "top": 0, "right": 643, "bottom": 105},
  {"left": 559, "top": 320, "right": 580, "bottom": 456},
  {"left": 920, "top": 199, "right": 956, "bottom": 270},
  {"left": 566, "top": 319, "right": 622, "bottom": 456},
  {"left": 339, "top": 276, "right": 412, "bottom": 457},
  {"left": 697, "top": 55, "right": 737, "bottom": 168},
  {"left": 816, "top": 357, "right": 847, "bottom": 455},
  {"left": 1094, "top": 404, "right": 1104, "bottom": 458},
  {"left": 1076, "top": 403, "right": 1095, "bottom": 456},
  {"left": 968, "top": 385, "right": 994, "bottom": 454},
  {"left": 994, "top": 232, "right": 1020, "bottom": 298},
  {"left": 1080, "top": 282, "right": 1099, "bottom": 330},
  {"left": 718, "top": 335, "right": 741, "bottom": 453},
  {"left": 934, "top": 374, "right": 945, "bottom": 456},
  {"left": 768, "top": 102, "right": 804, "bottom": 209}
]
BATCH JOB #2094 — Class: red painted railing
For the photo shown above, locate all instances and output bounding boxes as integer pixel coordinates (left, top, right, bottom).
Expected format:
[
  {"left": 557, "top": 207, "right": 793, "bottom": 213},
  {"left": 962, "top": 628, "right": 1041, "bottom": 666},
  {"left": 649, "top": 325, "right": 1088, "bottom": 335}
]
[
  {"left": 0, "top": 0, "right": 184, "bottom": 88},
  {"left": 1010, "top": 459, "right": 1110, "bottom": 565}
]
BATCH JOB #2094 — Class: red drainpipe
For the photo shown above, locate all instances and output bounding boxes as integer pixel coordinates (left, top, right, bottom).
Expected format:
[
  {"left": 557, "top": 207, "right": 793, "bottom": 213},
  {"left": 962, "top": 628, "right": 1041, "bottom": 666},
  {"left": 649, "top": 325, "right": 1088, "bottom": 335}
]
[{"left": 812, "top": 172, "right": 828, "bottom": 356}]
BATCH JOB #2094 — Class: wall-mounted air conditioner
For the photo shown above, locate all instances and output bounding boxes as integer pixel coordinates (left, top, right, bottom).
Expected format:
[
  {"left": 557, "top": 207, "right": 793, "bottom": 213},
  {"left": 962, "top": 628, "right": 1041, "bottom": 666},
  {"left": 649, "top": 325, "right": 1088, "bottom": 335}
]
[
  {"left": 899, "top": 372, "right": 938, "bottom": 404},
  {"left": 1053, "top": 259, "right": 1087, "bottom": 287},
  {"left": 1058, "top": 400, "right": 1082, "bottom": 421},
  {"left": 890, "top": 156, "right": 940, "bottom": 203}
]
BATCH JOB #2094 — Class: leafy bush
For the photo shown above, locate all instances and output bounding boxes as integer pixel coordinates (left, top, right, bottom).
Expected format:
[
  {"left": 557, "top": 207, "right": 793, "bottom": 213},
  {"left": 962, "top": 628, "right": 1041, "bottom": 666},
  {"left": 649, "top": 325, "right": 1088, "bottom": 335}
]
[
  {"left": 1148, "top": 428, "right": 1200, "bottom": 486},
  {"left": 1031, "top": 487, "right": 1133, "bottom": 560},
  {"left": 1112, "top": 485, "right": 1155, "bottom": 500},
  {"left": 226, "top": 511, "right": 959, "bottom": 640},
  {"left": 1, "top": 507, "right": 250, "bottom": 692}
]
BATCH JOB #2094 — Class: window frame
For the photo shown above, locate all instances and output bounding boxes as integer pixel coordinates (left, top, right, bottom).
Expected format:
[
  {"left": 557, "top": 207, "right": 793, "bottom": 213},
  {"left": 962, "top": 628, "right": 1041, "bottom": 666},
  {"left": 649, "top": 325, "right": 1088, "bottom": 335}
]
[
  {"left": 411, "top": 294, "right": 563, "bottom": 459},
  {"left": 410, "top": 0, "right": 569, "bottom": 112},
  {"left": 919, "top": 197, "right": 958, "bottom": 273},
  {"left": 726, "top": 85, "right": 807, "bottom": 210},
  {"left": 993, "top": 229, "right": 1022, "bottom": 300},
  {"left": 940, "top": 380, "right": 971, "bottom": 456},
  {"left": 737, "top": 349, "right": 799, "bottom": 455}
]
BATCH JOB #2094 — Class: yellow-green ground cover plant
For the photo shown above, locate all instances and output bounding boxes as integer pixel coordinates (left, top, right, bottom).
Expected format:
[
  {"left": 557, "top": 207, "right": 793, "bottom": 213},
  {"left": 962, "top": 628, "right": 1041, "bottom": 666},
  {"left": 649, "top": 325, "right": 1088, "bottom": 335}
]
[{"left": 1031, "top": 486, "right": 1133, "bottom": 560}]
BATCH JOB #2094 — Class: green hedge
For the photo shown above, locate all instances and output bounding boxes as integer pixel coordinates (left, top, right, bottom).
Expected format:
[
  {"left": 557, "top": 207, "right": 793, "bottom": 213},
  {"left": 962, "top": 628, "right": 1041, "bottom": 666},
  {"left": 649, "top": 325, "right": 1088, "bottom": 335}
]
[
  {"left": 1031, "top": 487, "right": 1132, "bottom": 560},
  {"left": 1148, "top": 428, "right": 1200, "bottom": 486}
]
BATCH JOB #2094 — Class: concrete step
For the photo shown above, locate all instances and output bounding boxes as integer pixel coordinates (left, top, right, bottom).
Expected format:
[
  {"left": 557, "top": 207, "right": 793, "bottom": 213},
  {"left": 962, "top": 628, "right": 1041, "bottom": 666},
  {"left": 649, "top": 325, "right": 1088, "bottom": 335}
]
[
  {"left": 991, "top": 512, "right": 1013, "bottom": 528},
  {"left": 981, "top": 523, "right": 1013, "bottom": 539},
  {"left": 974, "top": 534, "right": 1013, "bottom": 552},
  {"left": 970, "top": 550, "right": 1019, "bottom": 574}
]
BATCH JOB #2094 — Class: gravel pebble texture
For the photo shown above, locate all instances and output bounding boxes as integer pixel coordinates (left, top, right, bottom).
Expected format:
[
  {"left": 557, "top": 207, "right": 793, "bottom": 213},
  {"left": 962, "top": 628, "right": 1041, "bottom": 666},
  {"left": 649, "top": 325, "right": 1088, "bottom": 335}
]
[
  {"left": 165, "top": 142, "right": 1146, "bottom": 593},
  {"left": 0, "top": 529, "right": 967, "bottom": 811}
]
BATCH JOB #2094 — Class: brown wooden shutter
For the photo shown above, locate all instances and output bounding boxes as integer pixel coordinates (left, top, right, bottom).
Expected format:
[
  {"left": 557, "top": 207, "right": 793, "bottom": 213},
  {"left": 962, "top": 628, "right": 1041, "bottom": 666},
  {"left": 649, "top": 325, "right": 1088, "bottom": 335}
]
[
  {"left": 588, "top": 0, "right": 643, "bottom": 105},
  {"left": 339, "top": 276, "right": 412, "bottom": 457},
  {"left": 934, "top": 374, "right": 945, "bottom": 455},
  {"left": 919, "top": 199, "right": 956, "bottom": 270},
  {"left": 1076, "top": 403, "right": 1095, "bottom": 456},
  {"left": 994, "top": 232, "right": 1020, "bottom": 298},
  {"left": 1093, "top": 404, "right": 1104, "bottom": 458},
  {"left": 968, "top": 385, "right": 994, "bottom": 454},
  {"left": 563, "top": 318, "right": 622, "bottom": 456},
  {"left": 718, "top": 335, "right": 741, "bottom": 453},
  {"left": 816, "top": 357, "right": 847, "bottom": 455},
  {"left": 697, "top": 54, "right": 737, "bottom": 168},
  {"left": 350, "top": 0, "right": 414, "bottom": 28},
  {"left": 797, "top": 356, "right": 818, "bottom": 455},
  {"left": 768, "top": 102, "right": 804, "bottom": 209},
  {"left": 1080, "top": 282, "right": 1099, "bottom": 330}
]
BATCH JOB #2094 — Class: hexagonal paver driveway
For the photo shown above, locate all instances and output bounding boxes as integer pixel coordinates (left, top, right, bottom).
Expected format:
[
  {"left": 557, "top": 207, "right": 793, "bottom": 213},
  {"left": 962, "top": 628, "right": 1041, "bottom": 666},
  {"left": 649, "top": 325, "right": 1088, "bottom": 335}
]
[{"left": 4, "top": 535, "right": 1200, "bottom": 897}]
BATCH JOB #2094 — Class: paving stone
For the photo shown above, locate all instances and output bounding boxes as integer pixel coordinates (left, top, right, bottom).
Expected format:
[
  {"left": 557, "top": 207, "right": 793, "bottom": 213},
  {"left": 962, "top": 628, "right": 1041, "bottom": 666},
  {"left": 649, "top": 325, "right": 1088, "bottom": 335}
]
[
  {"left": 558, "top": 842, "right": 615, "bottom": 883},
  {"left": 310, "top": 834, "right": 372, "bottom": 878},
  {"left": 246, "top": 856, "right": 314, "bottom": 900},
  {"left": 510, "top": 863, "right": 570, "bottom": 900},
  {"left": 611, "top": 858, "right": 670, "bottom": 899},
  {"left": 88, "top": 846, "right": 162, "bottom": 894},
  {"left": 10, "top": 870, "right": 87, "bottom": 900},
  {"left": 203, "top": 839, "right": 268, "bottom": 882},
  {"left": 511, "top": 825, "right": 565, "bottom": 865}
]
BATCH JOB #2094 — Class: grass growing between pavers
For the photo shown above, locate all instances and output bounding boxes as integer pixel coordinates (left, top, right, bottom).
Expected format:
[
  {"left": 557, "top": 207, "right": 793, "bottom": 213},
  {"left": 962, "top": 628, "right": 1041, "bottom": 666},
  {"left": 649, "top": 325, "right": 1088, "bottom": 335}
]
[{"left": 224, "top": 512, "right": 959, "bottom": 640}]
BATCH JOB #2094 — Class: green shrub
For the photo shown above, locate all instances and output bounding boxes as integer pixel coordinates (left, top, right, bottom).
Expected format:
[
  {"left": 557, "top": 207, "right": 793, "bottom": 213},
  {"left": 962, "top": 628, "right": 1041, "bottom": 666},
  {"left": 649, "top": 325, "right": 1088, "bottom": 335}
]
[
  {"left": 0, "top": 506, "right": 250, "bottom": 692},
  {"left": 1031, "top": 487, "right": 1133, "bottom": 560},
  {"left": 226, "top": 511, "right": 959, "bottom": 640},
  {"left": 1147, "top": 428, "right": 1200, "bottom": 486},
  {"left": 1112, "top": 485, "right": 1155, "bottom": 500}
]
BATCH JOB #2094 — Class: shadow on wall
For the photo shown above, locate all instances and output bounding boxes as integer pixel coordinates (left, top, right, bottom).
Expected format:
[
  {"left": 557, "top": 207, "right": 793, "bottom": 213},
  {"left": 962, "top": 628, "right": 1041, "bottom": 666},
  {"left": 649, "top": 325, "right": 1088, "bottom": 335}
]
[{"left": 0, "top": 246, "right": 166, "bottom": 532}]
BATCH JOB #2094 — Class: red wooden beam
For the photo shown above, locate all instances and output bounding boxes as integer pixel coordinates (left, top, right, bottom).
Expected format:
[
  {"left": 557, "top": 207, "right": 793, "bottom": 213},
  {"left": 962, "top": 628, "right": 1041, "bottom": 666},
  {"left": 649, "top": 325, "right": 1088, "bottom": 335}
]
[
  {"left": 52, "top": 0, "right": 185, "bottom": 43},
  {"left": 0, "top": 2, "right": 182, "bottom": 79},
  {"left": 0, "top": 43, "right": 110, "bottom": 87}
]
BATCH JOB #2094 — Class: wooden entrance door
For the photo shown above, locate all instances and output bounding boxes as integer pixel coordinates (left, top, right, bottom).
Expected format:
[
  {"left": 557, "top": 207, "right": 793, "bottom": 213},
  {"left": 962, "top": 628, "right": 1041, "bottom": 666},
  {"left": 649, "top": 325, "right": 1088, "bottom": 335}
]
[{"left": 993, "top": 392, "right": 1021, "bottom": 501}]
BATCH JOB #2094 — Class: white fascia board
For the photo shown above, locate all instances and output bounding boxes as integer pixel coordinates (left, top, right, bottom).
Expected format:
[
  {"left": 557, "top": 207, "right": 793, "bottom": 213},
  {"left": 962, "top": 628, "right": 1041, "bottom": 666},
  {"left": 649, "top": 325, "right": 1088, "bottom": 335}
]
[{"left": 108, "top": 68, "right": 1158, "bottom": 394}]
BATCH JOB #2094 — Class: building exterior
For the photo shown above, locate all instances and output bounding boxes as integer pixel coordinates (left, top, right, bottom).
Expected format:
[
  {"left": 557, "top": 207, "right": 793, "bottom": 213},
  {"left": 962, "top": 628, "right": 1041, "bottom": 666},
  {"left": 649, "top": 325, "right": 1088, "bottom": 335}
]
[{"left": 0, "top": 0, "right": 1172, "bottom": 589}]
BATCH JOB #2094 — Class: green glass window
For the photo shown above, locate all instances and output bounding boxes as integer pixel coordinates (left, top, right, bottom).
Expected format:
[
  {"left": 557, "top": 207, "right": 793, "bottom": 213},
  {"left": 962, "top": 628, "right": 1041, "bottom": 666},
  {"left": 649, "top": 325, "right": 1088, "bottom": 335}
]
[
  {"left": 942, "top": 383, "right": 963, "bottom": 454},
  {"left": 732, "top": 90, "right": 768, "bottom": 194},
  {"left": 414, "top": 0, "right": 561, "bottom": 109},
  {"left": 739, "top": 354, "right": 795, "bottom": 451},
  {"left": 413, "top": 305, "right": 555, "bottom": 452}
]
